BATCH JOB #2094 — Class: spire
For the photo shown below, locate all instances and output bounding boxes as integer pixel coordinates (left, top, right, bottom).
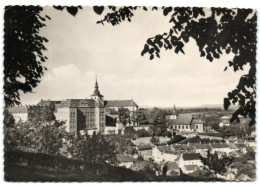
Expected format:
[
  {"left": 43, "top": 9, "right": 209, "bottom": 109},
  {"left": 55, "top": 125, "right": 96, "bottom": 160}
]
[
  {"left": 173, "top": 104, "right": 177, "bottom": 114},
  {"left": 91, "top": 75, "right": 103, "bottom": 100}
]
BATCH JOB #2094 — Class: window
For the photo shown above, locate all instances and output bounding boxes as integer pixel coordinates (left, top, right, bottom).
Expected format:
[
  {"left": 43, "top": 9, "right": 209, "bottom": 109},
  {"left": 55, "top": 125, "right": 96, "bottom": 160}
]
[
  {"left": 186, "top": 125, "right": 188, "bottom": 129},
  {"left": 196, "top": 125, "right": 198, "bottom": 129},
  {"left": 182, "top": 125, "right": 184, "bottom": 129}
]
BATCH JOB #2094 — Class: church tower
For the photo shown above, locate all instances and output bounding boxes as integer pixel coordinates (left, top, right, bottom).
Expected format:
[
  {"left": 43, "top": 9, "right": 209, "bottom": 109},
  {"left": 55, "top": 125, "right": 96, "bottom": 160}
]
[
  {"left": 91, "top": 76, "right": 104, "bottom": 100},
  {"left": 172, "top": 104, "right": 177, "bottom": 119}
]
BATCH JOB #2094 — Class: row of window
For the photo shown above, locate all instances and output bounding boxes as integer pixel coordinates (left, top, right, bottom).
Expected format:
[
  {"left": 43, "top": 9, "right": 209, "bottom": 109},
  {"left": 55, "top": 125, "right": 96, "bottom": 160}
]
[{"left": 173, "top": 125, "right": 190, "bottom": 130}]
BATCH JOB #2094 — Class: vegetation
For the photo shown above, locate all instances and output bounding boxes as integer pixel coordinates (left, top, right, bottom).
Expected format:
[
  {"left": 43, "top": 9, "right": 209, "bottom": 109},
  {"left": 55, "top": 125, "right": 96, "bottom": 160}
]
[
  {"left": 200, "top": 151, "right": 234, "bottom": 176},
  {"left": 167, "top": 135, "right": 186, "bottom": 145},
  {"left": 3, "top": 109, "right": 15, "bottom": 127}
]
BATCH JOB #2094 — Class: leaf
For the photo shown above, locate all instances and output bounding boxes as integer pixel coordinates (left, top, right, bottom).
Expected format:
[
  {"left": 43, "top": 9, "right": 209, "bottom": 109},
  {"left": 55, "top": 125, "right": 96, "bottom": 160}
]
[
  {"left": 150, "top": 54, "right": 154, "bottom": 60},
  {"left": 93, "top": 6, "right": 104, "bottom": 15},
  {"left": 163, "top": 7, "right": 173, "bottom": 16},
  {"left": 66, "top": 7, "right": 79, "bottom": 16},
  {"left": 141, "top": 44, "right": 149, "bottom": 56},
  {"left": 224, "top": 66, "right": 227, "bottom": 71},
  {"left": 143, "top": 7, "right": 147, "bottom": 11},
  {"left": 53, "top": 6, "right": 65, "bottom": 11}
]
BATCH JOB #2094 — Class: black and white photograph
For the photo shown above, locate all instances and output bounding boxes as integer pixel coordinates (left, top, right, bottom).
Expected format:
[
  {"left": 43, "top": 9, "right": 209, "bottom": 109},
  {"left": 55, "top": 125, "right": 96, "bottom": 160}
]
[{"left": 1, "top": 1, "right": 258, "bottom": 182}]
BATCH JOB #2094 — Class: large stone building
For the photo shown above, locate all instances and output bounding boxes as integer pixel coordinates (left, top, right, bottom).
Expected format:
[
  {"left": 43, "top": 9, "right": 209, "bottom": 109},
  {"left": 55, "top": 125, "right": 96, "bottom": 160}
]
[{"left": 54, "top": 78, "right": 138, "bottom": 135}]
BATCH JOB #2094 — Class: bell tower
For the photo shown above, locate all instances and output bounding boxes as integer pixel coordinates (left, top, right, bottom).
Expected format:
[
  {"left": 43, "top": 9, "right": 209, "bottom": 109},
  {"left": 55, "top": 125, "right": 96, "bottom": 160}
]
[{"left": 91, "top": 75, "right": 104, "bottom": 100}]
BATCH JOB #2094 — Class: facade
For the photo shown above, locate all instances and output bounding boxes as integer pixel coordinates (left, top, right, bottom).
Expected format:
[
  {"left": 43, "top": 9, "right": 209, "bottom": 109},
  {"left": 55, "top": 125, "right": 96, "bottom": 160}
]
[
  {"left": 137, "top": 145, "right": 153, "bottom": 160},
  {"left": 219, "top": 119, "right": 230, "bottom": 127},
  {"left": 178, "top": 153, "right": 203, "bottom": 173},
  {"left": 54, "top": 78, "right": 138, "bottom": 135},
  {"left": 153, "top": 145, "right": 178, "bottom": 163},
  {"left": 164, "top": 162, "right": 180, "bottom": 176},
  {"left": 7, "top": 106, "right": 28, "bottom": 123},
  {"left": 210, "top": 143, "right": 231, "bottom": 154},
  {"left": 117, "top": 155, "right": 134, "bottom": 168}
]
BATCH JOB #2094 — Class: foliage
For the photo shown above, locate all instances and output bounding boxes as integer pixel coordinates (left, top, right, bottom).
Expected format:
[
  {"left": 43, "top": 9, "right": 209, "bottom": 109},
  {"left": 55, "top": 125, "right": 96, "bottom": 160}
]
[
  {"left": 136, "top": 129, "right": 151, "bottom": 137},
  {"left": 137, "top": 108, "right": 149, "bottom": 125},
  {"left": 200, "top": 151, "right": 234, "bottom": 175},
  {"left": 166, "top": 131, "right": 172, "bottom": 138},
  {"left": 3, "top": 109, "right": 15, "bottom": 127},
  {"left": 4, "top": 6, "right": 50, "bottom": 106},
  {"left": 167, "top": 135, "right": 186, "bottom": 145},
  {"left": 97, "top": 7, "right": 257, "bottom": 126},
  {"left": 150, "top": 136, "right": 159, "bottom": 144},
  {"left": 118, "top": 108, "right": 130, "bottom": 125},
  {"left": 53, "top": 6, "right": 82, "bottom": 16},
  {"left": 66, "top": 132, "right": 117, "bottom": 164},
  {"left": 211, "top": 123, "right": 220, "bottom": 131},
  {"left": 28, "top": 106, "right": 56, "bottom": 125},
  {"left": 217, "top": 125, "right": 246, "bottom": 138},
  {"left": 4, "top": 122, "right": 65, "bottom": 155},
  {"left": 124, "top": 126, "right": 137, "bottom": 138},
  {"left": 104, "top": 134, "right": 136, "bottom": 155}
]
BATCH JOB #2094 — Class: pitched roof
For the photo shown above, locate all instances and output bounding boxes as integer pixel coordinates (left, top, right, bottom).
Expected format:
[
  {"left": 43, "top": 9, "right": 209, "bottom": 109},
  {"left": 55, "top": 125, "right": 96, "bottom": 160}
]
[
  {"left": 166, "top": 162, "right": 179, "bottom": 170},
  {"left": 235, "top": 143, "right": 247, "bottom": 148},
  {"left": 184, "top": 165, "right": 198, "bottom": 171},
  {"left": 192, "top": 143, "right": 212, "bottom": 150},
  {"left": 191, "top": 118, "right": 203, "bottom": 125},
  {"left": 182, "top": 153, "right": 201, "bottom": 161},
  {"left": 105, "top": 100, "right": 138, "bottom": 107},
  {"left": 169, "top": 114, "right": 193, "bottom": 125},
  {"left": 138, "top": 145, "right": 153, "bottom": 151},
  {"left": 58, "top": 99, "right": 97, "bottom": 108},
  {"left": 221, "top": 120, "right": 229, "bottom": 124},
  {"left": 228, "top": 144, "right": 239, "bottom": 149},
  {"left": 37, "top": 100, "right": 61, "bottom": 107},
  {"left": 173, "top": 145, "right": 194, "bottom": 151},
  {"left": 210, "top": 143, "right": 229, "bottom": 149},
  {"left": 117, "top": 155, "right": 134, "bottom": 162},
  {"left": 8, "top": 106, "right": 28, "bottom": 113}
]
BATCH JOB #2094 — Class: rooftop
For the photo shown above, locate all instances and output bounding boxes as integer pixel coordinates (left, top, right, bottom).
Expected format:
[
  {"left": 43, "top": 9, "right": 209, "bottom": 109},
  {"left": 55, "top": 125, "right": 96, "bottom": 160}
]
[
  {"left": 117, "top": 155, "right": 134, "bottom": 163},
  {"left": 184, "top": 165, "right": 199, "bottom": 171},
  {"left": 182, "top": 153, "right": 201, "bottom": 161},
  {"left": 104, "top": 100, "right": 138, "bottom": 107},
  {"left": 210, "top": 143, "right": 229, "bottom": 149},
  {"left": 8, "top": 106, "right": 28, "bottom": 113},
  {"left": 166, "top": 162, "right": 179, "bottom": 170}
]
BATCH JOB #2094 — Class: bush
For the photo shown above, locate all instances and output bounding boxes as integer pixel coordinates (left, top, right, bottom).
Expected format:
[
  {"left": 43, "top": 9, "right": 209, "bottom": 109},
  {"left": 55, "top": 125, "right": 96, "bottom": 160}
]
[
  {"left": 166, "top": 131, "right": 172, "bottom": 138},
  {"left": 167, "top": 135, "right": 186, "bottom": 145}
]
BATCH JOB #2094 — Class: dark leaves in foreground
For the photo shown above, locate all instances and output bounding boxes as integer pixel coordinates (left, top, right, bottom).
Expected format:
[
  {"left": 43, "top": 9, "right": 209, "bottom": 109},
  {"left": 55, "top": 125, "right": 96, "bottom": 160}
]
[
  {"left": 53, "top": 6, "right": 82, "bottom": 16},
  {"left": 4, "top": 6, "right": 49, "bottom": 106},
  {"left": 97, "top": 7, "right": 257, "bottom": 126}
]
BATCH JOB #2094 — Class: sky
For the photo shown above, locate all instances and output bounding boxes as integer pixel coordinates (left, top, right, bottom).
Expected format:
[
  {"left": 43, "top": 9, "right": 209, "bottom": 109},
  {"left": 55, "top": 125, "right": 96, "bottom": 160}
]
[{"left": 19, "top": 6, "right": 249, "bottom": 107}]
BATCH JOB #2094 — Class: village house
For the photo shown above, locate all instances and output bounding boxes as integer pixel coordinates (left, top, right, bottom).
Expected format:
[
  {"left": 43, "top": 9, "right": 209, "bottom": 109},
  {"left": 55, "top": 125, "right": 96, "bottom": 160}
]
[
  {"left": 219, "top": 119, "right": 230, "bottom": 127},
  {"left": 152, "top": 145, "right": 178, "bottom": 163},
  {"left": 117, "top": 155, "right": 134, "bottom": 169},
  {"left": 235, "top": 143, "right": 248, "bottom": 154},
  {"left": 198, "top": 132, "right": 223, "bottom": 140},
  {"left": 192, "top": 143, "right": 212, "bottom": 157},
  {"left": 236, "top": 174, "right": 253, "bottom": 181},
  {"left": 210, "top": 143, "right": 231, "bottom": 154},
  {"left": 164, "top": 161, "right": 180, "bottom": 176},
  {"left": 178, "top": 153, "right": 203, "bottom": 174},
  {"left": 7, "top": 106, "right": 28, "bottom": 123},
  {"left": 137, "top": 145, "right": 153, "bottom": 160},
  {"left": 172, "top": 144, "right": 195, "bottom": 154}
]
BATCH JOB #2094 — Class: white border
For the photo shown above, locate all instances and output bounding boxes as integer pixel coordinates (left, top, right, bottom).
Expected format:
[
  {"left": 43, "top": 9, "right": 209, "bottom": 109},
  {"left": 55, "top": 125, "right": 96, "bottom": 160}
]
[{"left": 0, "top": 0, "right": 259, "bottom": 186}]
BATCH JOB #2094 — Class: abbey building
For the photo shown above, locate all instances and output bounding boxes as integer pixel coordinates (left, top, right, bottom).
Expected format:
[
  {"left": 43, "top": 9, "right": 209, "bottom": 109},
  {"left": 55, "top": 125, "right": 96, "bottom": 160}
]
[{"left": 47, "top": 78, "right": 138, "bottom": 135}]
